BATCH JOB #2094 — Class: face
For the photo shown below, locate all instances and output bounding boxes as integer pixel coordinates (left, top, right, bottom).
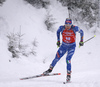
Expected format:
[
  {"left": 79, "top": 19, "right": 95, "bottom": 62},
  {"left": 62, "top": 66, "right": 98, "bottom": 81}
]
[{"left": 65, "top": 24, "right": 71, "bottom": 30}]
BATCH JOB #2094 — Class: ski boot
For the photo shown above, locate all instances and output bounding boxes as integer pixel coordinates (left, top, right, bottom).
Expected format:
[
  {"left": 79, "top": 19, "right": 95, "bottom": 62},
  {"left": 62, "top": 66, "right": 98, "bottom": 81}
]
[
  {"left": 66, "top": 70, "right": 71, "bottom": 82},
  {"left": 43, "top": 65, "right": 53, "bottom": 75}
]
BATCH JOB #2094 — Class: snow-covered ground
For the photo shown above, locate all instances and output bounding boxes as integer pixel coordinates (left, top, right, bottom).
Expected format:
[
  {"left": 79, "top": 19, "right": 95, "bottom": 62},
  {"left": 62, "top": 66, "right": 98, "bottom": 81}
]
[{"left": 0, "top": 0, "right": 100, "bottom": 87}]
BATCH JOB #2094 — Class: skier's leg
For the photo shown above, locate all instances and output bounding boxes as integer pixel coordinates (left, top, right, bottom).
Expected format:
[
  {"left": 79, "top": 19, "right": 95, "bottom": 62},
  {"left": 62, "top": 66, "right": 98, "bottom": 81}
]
[
  {"left": 66, "top": 46, "right": 75, "bottom": 71},
  {"left": 43, "top": 44, "right": 67, "bottom": 74},
  {"left": 66, "top": 46, "right": 76, "bottom": 81},
  {"left": 51, "top": 44, "right": 67, "bottom": 67}
]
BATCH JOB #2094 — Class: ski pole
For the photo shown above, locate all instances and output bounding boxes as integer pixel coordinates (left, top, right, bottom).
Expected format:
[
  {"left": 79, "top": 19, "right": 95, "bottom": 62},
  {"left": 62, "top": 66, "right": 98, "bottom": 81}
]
[
  {"left": 79, "top": 35, "right": 96, "bottom": 48},
  {"left": 83, "top": 35, "right": 96, "bottom": 43}
]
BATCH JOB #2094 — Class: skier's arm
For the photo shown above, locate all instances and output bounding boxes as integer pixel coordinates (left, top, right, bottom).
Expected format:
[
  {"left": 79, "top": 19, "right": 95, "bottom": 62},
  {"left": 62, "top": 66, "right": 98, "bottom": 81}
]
[
  {"left": 75, "top": 26, "right": 84, "bottom": 42},
  {"left": 79, "top": 29, "right": 84, "bottom": 42},
  {"left": 57, "top": 26, "right": 63, "bottom": 41}
]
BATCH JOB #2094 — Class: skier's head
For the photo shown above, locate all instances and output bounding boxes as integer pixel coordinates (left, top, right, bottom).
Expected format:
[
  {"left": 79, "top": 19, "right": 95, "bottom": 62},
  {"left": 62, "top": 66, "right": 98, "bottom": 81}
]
[
  {"left": 65, "top": 18, "right": 72, "bottom": 30},
  {"left": 65, "top": 18, "right": 72, "bottom": 25}
]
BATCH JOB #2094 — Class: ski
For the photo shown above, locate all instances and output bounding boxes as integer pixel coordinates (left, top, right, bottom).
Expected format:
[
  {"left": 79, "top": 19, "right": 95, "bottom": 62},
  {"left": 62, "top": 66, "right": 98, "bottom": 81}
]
[
  {"left": 63, "top": 81, "right": 71, "bottom": 84},
  {"left": 20, "top": 73, "right": 61, "bottom": 80}
]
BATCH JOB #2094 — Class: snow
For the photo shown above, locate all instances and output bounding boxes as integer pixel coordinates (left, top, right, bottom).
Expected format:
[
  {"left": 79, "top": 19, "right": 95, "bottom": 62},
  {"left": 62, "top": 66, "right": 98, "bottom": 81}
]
[{"left": 0, "top": 0, "right": 100, "bottom": 87}]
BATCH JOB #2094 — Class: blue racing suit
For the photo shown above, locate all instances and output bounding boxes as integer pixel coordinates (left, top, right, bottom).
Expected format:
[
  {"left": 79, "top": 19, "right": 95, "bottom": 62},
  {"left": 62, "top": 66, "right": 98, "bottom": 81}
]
[{"left": 51, "top": 25, "right": 84, "bottom": 71}]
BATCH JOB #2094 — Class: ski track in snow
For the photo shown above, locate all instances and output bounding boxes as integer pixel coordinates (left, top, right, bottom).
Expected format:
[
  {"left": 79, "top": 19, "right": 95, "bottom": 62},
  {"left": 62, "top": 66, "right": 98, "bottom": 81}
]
[{"left": 0, "top": 78, "right": 100, "bottom": 87}]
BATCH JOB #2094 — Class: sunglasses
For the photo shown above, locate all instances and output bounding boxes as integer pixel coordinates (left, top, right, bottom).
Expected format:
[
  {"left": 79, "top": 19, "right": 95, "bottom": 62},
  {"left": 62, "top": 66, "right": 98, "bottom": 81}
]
[{"left": 65, "top": 24, "right": 72, "bottom": 27}]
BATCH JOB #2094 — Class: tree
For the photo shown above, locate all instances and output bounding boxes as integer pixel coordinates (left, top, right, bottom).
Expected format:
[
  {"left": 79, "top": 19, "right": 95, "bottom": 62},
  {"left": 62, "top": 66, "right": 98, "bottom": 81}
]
[
  {"left": 0, "top": 0, "right": 6, "bottom": 5},
  {"left": 57, "top": 0, "right": 99, "bottom": 28},
  {"left": 24, "top": 0, "right": 50, "bottom": 9}
]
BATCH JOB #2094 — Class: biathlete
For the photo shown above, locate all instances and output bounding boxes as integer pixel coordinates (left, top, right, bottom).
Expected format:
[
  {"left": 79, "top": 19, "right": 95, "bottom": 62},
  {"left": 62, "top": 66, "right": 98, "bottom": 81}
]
[{"left": 43, "top": 18, "right": 84, "bottom": 82}]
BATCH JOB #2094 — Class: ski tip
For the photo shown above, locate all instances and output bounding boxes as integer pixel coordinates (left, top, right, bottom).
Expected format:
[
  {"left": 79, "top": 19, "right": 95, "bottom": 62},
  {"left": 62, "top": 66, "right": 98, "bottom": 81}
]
[
  {"left": 58, "top": 73, "right": 61, "bottom": 75},
  {"left": 20, "top": 78, "right": 24, "bottom": 80}
]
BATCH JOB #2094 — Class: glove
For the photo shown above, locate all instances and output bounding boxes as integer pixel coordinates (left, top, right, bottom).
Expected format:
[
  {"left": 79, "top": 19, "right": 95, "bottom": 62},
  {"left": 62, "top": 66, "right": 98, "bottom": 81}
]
[
  {"left": 57, "top": 41, "right": 60, "bottom": 47},
  {"left": 79, "top": 41, "right": 84, "bottom": 46}
]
